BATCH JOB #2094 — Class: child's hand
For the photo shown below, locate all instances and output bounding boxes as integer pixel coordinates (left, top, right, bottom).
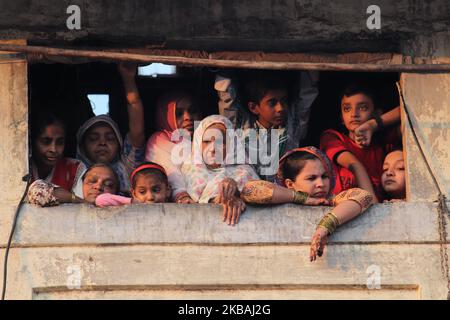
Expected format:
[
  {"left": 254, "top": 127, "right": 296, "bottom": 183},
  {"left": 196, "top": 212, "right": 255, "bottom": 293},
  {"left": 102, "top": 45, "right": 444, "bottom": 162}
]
[
  {"left": 354, "top": 119, "right": 377, "bottom": 148},
  {"left": 309, "top": 227, "right": 328, "bottom": 262},
  {"left": 118, "top": 62, "right": 138, "bottom": 80},
  {"left": 222, "top": 196, "right": 246, "bottom": 226},
  {"left": 304, "top": 197, "right": 332, "bottom": 206},
  {"left": 218, "top": 178, "right": 238, "bottom": 204}
]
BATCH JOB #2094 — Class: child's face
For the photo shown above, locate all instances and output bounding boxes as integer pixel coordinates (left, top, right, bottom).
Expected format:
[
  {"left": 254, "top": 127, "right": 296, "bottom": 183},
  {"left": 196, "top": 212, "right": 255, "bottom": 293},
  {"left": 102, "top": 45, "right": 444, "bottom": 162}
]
[
  {"left": 175, "top": 97, "right": 198, "bottom": 135},
  {"left": 82, "top": 167, "right": 118, "bottom": 203},
  {"left": 249, "top": 89, "right": 288, "bottom": 128},
  {"left": 285, "top": 159, "right": 331, "bottom": 198},
  {"left": 34, "top": 124, "right": 65, "bottom": 168},
  {"left": 341, "top": 93, "right": 375, "bottom": 133},
  {"left": 381, "top": 150, "right": 405, "bottom": 199},
  {"left": 83, "top": 123, "right": 120, "bottom": 164},
  {"left": 202, "top": 123, "right": 227, "bottom": 170},
  {"left": 131, "top": 174, "right": 170, "bottom": 203}
]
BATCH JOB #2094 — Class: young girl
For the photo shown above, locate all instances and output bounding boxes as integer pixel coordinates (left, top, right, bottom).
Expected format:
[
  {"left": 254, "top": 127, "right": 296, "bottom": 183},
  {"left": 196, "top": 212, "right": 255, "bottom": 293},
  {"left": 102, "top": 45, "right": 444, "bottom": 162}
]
[
  {"left": 74, "top": 63, "right": 145, "bottom": 196},
  {"left": 381, "top": 149, "right": 406, "bottom": 201},
  {"left": 320, "top": 84, "right": 401, "bottom": 202},
  {"left": 28, "top": 163, "right": 119, "bottom": 206},
  {"left": 181, "top": 115, "right": 260, "bottom": 226},
  {"left": 95, "top": 162, "right": 171, "bottom": 207},
  {"left": 31, "top": 112, "right": 86, "bottom": 192},
  {"left": 145, "top": 91, "right": 200, "bottom": 204},
  {"left": 240, "top": 147, "right": 374, "bottom": 261}
]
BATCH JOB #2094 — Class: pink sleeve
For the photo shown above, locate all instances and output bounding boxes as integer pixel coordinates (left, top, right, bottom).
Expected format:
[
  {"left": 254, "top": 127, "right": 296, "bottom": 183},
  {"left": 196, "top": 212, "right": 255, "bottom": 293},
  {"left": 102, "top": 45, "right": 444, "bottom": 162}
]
[
  {"left": 95, "top": 193, "right": 132, "bottom": 207},
  {"left": 145, "top": 132, "right": 188, "bottom": 200}
]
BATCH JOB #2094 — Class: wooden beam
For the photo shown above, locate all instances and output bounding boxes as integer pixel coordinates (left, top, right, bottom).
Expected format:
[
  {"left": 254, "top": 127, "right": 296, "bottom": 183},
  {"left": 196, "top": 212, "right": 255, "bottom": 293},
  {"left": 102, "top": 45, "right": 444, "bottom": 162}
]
[{"left": 1, "top": 43, "right": 450, "bottom": 72}]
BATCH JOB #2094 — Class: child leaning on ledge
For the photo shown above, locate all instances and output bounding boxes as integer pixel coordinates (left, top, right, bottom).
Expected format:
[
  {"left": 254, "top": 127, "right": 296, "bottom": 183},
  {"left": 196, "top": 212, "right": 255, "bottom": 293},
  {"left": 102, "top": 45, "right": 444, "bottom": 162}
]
[
  {"left": 95, "top": 162, "right": 171, "bottom": 207},
  {"left": 320, "top": 84, "right": 401, "bottom": 202},
  {"left": 28, "top": 163, "right": 119, "bottom": 206},
  {"left": 381, "top": 149, "right": 406, "bottom": 201},
  {"left": 240, "top": 147, "right": 374, "bottom": 262}
]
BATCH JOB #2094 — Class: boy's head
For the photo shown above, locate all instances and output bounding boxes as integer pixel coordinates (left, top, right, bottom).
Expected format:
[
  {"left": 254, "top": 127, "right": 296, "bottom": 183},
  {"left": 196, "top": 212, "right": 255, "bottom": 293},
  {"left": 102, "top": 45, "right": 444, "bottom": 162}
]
[
  {"left": 381, "top": 150, "right": 405, "bottom": 200},
  {"left": 245, "top": 71, "right": 289, "bottom": 129},
  {"left": 130, "top": 162, "right": 171, "bottom": 204},
  {"left": 340, "top": 84, "right": 376, "bottom": 134}
]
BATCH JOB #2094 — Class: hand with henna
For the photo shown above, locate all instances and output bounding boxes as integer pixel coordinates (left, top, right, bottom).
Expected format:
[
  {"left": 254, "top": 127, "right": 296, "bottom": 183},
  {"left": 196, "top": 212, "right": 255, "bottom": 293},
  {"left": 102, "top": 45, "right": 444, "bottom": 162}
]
[
  {"left": 217, "top": 178, "right": 239, "bottom": 204},
  {"left": 309, "top": 227, "right": 328, "bottom": 262}
]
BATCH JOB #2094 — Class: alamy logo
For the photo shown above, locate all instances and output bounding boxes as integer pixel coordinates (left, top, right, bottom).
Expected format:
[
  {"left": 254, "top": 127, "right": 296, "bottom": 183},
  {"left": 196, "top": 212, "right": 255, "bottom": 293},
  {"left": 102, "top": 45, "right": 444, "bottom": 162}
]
[
  {"left": 66, "top": 5, "right": 81, "bottom": 30},
  {"left": 366, "top": 264, "right": 381, "bottom": 289},
  {"left": 366, "top": 5, "right": 381, "bottom": 30}
]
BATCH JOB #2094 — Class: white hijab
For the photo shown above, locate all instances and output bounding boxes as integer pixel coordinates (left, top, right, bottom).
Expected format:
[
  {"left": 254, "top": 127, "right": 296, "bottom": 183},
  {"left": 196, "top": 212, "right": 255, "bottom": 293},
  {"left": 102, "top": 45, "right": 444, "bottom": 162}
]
[{"left": 181, "top": 115, "right": 259, "bottom": 203}]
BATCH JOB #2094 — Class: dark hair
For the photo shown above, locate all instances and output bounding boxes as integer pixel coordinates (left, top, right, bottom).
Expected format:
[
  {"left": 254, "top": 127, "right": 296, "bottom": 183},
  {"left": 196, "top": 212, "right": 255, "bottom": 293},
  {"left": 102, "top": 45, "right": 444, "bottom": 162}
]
[
  {"left": 131, "top": 162, "right": 168, "bottom": 189},
  {"left": 244, "top": 71, "right": 289, "bottom": 105},
  {"left": 82, "top": 163, "right": 119, "bottom": 193},
  {"left": 339, "top": 83, "right": 377, "bottom": 108},
  {"left": 31, "top": 112, "right": 66, "bottom": 142},
  {"left": 281, "top": 151, "right": 319, "bottom": 181}
]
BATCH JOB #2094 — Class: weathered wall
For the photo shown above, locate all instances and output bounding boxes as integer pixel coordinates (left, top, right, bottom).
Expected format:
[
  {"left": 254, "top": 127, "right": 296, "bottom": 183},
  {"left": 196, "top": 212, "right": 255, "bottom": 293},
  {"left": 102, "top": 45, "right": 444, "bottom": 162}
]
[
  {"left": 0, "top": 39, "right": 28, "bottom": 204},
  {"left": 401, "top": 73, "right": 450, "bottom": 201},
  {"left": 0, "top": 202, "right": 449, "bottom": 300},
  {"left": 1, "top": 40, "right": 450, "bottom": 300},
  {"left": 0, "top": 0, "right": 449, "bottom": 54}
]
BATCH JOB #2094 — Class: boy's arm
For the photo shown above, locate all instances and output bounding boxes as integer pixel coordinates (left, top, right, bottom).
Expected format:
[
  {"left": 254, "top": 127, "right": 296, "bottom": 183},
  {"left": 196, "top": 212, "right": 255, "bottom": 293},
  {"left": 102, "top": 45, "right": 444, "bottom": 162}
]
[
  {"left": 118, "top": 63, "right": 145, "bottom": 148},
  {"left": 355, "top": 106, "right": 400, "bottom": 148},
  {"left": 335, "top": 151, "right": 379, "bottom": 203},
  {"left": 214, "top": 73, "right": 251, "bottom": 129},
  {"left": 285, "top": 71, "right": 319, "bottom": 150}
]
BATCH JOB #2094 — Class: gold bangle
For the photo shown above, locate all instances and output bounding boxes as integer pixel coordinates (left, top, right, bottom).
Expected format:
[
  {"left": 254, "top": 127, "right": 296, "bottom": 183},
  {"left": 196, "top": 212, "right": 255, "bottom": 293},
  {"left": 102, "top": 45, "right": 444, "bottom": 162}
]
[
  {"left": 292, "top": 190, "right": 308, "bottom": 204},
  {"left": 328, "top": 211, "right": 341, "bottom": 226},
  {"left": 317, "top": 212, "right": 339, "bottom": 235}
]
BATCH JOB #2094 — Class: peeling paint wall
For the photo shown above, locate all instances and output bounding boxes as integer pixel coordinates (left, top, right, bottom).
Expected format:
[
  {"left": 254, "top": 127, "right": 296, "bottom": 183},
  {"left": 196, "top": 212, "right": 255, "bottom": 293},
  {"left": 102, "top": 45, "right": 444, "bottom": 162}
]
[{"left": 401, "top": 73, "right": 450, "bottom": 201}]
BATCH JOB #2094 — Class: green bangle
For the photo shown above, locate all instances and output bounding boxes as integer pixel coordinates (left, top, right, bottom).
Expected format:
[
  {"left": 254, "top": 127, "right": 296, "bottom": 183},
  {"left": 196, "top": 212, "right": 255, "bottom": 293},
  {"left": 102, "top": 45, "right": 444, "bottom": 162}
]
[
  {"left": 292, "top": 191, "right": 308, "bottom": 204},
  {"left": 317, "top": 212, "right": 340, "bottom": 235}
]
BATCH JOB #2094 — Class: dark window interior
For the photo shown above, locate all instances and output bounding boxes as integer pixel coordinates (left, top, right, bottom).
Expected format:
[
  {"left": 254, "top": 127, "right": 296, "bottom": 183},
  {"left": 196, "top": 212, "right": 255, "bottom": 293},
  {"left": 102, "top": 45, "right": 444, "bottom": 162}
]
[{"left": 29, "top": 63, "right": 400, "bottom": 158}]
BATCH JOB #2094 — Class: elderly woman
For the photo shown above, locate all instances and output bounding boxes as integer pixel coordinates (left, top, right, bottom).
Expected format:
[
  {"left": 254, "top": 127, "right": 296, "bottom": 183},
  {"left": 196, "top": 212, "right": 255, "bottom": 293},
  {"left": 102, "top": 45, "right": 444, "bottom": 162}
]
[
  {"left": 28, "top": 163, "right": 119, "bottom": 206},
  {"left": 181, "top": 115, "right": 260, "bottom": 226}
]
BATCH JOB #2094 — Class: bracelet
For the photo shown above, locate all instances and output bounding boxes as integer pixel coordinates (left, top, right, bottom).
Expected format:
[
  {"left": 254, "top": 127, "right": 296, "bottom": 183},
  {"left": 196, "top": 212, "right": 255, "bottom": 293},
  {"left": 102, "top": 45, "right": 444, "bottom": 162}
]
[
  {"left": 373, "top": 113, "right": 385, "bottom": 131},
  {"left": 317, "top": 212, "right": 340, "bottom": 235},
  {"left": 292, "top": 190, "right": 308, "bottom": 204},
  {"left": 71, "top": 191, "right": 76, "bottom": 202}
]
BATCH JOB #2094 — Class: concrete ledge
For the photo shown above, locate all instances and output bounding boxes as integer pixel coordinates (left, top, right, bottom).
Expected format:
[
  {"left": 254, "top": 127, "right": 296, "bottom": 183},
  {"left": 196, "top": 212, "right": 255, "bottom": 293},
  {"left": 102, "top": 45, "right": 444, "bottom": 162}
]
[{"left": 4, "top": 201, "right": 442, "bottom": 246}]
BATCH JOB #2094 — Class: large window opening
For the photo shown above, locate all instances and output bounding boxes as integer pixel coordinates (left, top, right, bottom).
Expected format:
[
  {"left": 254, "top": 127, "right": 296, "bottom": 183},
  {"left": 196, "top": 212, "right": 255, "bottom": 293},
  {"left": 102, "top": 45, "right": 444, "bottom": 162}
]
[{"left": 28, "top": 62, "right": 403, "bottom": 200}]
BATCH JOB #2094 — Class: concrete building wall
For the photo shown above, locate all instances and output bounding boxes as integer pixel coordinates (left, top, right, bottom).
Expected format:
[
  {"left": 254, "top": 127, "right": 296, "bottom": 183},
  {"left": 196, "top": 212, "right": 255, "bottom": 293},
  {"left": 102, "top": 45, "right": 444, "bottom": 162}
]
[
  {"left": 1, "top": 39, "right": 450, "bottom": 299},
  {"left": 0, "top": 0, "right": 449, "bottom": 54}
]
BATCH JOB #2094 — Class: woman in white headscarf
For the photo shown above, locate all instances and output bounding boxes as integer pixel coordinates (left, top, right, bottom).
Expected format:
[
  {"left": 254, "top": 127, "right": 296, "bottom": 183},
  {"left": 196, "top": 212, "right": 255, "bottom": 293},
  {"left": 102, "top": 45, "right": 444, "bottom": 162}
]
[{"left": 181, "top": 115, "right": 259, "bottom": 225}]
